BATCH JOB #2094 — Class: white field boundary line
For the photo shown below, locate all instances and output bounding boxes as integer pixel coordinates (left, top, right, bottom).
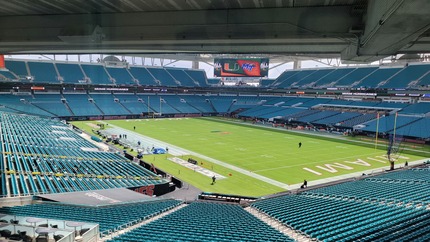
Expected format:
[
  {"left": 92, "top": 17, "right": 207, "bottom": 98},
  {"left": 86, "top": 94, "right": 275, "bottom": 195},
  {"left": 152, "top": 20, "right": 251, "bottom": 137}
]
[{"left": 100, "top": 122, "right": 291, "bottom": 190}]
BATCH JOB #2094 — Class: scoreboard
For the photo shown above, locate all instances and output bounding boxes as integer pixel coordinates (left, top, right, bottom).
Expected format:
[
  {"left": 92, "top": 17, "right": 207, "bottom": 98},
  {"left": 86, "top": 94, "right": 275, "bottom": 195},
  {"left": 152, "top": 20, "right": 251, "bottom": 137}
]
[{"left": 214, "top": 58, "right": 269, "bottom": 77}]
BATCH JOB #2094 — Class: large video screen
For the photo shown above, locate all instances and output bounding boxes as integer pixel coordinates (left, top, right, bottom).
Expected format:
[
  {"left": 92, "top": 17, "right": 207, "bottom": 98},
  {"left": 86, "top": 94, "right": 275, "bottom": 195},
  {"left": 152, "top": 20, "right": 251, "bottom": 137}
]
[{"left": 214, "top": 58, "right": 269, "bottom": 77}]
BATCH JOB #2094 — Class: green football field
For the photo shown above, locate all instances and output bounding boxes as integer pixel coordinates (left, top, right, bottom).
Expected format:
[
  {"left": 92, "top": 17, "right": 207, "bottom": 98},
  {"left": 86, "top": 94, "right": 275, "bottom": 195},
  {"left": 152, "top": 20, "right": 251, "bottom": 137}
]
[{"left": 73, "top": 117, "right": 428, "bottom": 197}]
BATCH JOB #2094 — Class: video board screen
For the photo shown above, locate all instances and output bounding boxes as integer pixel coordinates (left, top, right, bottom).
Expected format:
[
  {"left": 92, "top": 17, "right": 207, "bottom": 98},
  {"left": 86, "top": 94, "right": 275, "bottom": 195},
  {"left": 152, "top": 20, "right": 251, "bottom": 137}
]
[{"left": 214, "top": 58, "right": 269, "bottom": 77}]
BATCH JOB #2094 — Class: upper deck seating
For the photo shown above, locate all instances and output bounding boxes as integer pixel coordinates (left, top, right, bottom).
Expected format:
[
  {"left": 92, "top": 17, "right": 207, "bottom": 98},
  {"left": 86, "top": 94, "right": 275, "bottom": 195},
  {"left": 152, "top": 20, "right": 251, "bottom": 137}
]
[
  {"left": 184, "top": 69, "right": 209, "bottom": 87},
  {"left": 81, "top": 64, "right": 112, "bottom": 85},
  {"left": 128, "top": 67, "right": 158, "bottom": 86},
  {"left": 166, "top": 69, "right": 197, "bottom": 87},
  {"left": 56, "top": 63, "right": 86, "bottom": 84},
  {"left": 27, "top": 62, "right": 59, "bottom": 83},
  {"left": 379, "top": 64, "right": 430, "bottom": 89},
  {"left": 146, "top": 67, "right": 178, "bottom": 86},
  {"left": 334, "top": 67, "right": 377, "bottom": 87},
  {"left": 355, "top": 67, "right": 402, "bottom": 88},
  {"left": 106, "top": 67, "right": 135, "bottom": 85}
]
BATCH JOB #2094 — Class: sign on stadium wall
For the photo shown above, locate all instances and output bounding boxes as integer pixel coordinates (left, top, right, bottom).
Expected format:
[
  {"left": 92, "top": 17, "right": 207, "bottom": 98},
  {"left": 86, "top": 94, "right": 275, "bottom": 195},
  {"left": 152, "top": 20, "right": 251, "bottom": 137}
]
[
  {"left": 130, "top": 183, "right": 170, "bottom": 196},
  {"left": 342, "top": 92, "right": 377, "bottom": 96},
  {"left": 94, "top": 87, "right": 129, "bottom": 91},
  {"left": 31, "top": 86, "right": 45, "bottom": 90}
]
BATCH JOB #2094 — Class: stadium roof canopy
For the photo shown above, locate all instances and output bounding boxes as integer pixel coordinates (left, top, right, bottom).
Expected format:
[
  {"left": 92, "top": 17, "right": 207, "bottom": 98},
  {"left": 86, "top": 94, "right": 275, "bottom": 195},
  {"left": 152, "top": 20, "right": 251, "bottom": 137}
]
[{"left": 0, "top": 0, "right": 429, "bottom": 63}]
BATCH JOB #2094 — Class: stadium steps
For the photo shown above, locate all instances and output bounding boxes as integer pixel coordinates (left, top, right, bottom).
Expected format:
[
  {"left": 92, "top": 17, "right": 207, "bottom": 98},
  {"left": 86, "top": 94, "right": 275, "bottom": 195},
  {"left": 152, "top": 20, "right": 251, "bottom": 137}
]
[
  {"left": 302, "top": 69, "right": 335, "bottom": 88},
  {"left": 0, "top": 69, "right": 19, "bottom": 81},
  {"left": 114, "top": 97, "right": 134, "bottom": 114},
  {"left": 206, "top": 100, "right": 218, "bottom": 113},
  {"left": 347, "top": 68, "right": 379, "bottom": 87},
  {"left": 271, "top": 71, "right": 297, "bottom": 87},
  {"left": 309, "top": 112, "right": 341, "bottom": 123},
  {"left": 245, "top": 206, "right": 312, "bottom": 242},
  {"left": 357, "top": 67, "right": 403, "bottom": 88},
  {"left": 408, "top": 80, "right": 420, "bottom": 88},
  {"left": 145, "top": 68, "right": 164, "bottom": 86},
  {"left": 0, "top": 129, "right": 11, "bottom": 197},
  {"left": 410, "top": 69, "right": 430, "bottom": 88},
  {"left": 388, "top": 116, "right": 423, "bottom": 133},
  {"left": 63, "top": 101, "right": 75, "bottom": 116},
  {"left": 108, "top": 203, "right": 188, "bottom": 239},
  {"left": 78, "top": 64, "right": 87, "bottom": 80},
  {"left": 90, "top": 98, "right": 106, "bottom": 115},
  {"left": 30, "top": 102, "right": 72, "bottom": 117},
  {"left": 290, "top": 69, "right": 319, "bottom": 88},
  {"left": 376, "top": 68, "right": 404, "bottom": 88},
  {"left": 319, "top": 68, "right": 357, "bottom": 88},
  {"left": 52, "top": 62, "right": 62, "bottom": 84},
  {"left": 164, "top": 101, "right": 182, "bottom": 113},
  {"left": 184, "top": 70, "right": 200, "bottom": 86},
  {"left": 286, "top": 109, "right": 320, "bottom": 120},
  {"left": 166, "top": 69, "right": 182, "bottom": 86},
  {"left": 319, "top": 80, "right": 337, "bottom": 88},
  {"left": 24, "top": 61, "right": 32, "bottom": 81},
  {"left": 226, "top": 101, "right": 240, "bottom": 113},
  {"left": 284, "top": 70, "right": 317, "bottom": 88},
  {"left": 125, "top": 68, "right": 138, "bottom": 85},
  {"left": 104, "top": 66, "right": 115, "bottom": 85},
  {"left": 26, "top": 102, "right": 56, "bottom": 117},
  {"left": 185, "top": 101, "right": 205, "bottom": 113}
]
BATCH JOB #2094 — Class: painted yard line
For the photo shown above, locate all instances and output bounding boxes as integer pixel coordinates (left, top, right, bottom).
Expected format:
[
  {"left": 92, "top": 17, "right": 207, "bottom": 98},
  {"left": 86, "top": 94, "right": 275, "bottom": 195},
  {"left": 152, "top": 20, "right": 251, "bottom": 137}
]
[
  {"left": 252, "top": 151, "right": 385, "bottom": 173},
  {"left": 233, "top": 145, "right": 353, "bottom": 159},
  {"left": 101, "top": 123, "right": 291, "bottom": 190},
  {"left": 204, "top": 118, "right": 430, "bottom": 155},
  {"left": 243, "top": 160, "right": 280, "bottom": 166},
  {"left": 233, "top": 146, "right": 383, "bottom": 168}
]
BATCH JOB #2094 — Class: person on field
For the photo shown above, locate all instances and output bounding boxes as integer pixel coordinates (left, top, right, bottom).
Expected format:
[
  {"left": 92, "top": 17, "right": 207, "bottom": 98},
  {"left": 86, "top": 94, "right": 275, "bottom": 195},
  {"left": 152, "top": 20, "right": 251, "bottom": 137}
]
[
  {"left": 298, "top": 142, "right": 302, "bottom": 148},
  {"left": 301, "top": 179, "right": 307, "bottom": 189},
  {"left": 212, "top": 175, "right": 216, "bottom": 185}
]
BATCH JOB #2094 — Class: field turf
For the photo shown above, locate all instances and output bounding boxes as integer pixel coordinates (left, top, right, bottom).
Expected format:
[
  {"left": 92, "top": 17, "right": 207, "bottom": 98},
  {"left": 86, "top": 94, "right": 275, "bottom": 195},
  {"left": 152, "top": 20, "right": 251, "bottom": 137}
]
[{"left": 73, "top": 117, "right": 428, "bottom": 196}]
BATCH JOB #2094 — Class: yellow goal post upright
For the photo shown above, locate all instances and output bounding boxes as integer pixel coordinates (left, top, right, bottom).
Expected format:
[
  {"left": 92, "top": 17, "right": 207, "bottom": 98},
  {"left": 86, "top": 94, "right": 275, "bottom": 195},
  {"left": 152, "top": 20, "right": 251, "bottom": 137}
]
[{"left": 375, "top": 112, "right": 380, "bottom": 149}]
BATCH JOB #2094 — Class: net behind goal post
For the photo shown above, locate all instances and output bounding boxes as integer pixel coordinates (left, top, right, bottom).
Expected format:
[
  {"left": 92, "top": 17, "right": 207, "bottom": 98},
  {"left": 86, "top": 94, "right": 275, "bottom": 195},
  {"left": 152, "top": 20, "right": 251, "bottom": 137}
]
[{"left": 387, "top": 133, "right": 404, "bottom": 161}]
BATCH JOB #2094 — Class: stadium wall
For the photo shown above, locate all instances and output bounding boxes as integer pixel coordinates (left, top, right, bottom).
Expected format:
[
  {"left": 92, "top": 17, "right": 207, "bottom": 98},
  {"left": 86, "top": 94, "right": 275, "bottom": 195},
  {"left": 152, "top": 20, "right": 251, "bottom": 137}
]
[{"left": 121, "top": 152, "right": 176, "bottom": 196}]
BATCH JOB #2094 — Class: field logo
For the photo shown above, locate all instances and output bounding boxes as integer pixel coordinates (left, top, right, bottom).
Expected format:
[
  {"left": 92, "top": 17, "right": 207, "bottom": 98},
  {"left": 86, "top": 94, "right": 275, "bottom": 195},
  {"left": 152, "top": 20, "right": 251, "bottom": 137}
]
[
  {"left": 168, "top": 157, "right": 226, "bottom": 179},
  {"left": 303, "top": 156, "right": 410, "bottom": 175},
  {"left": 241, "top": 63, "right": 255, "bottom": 71}
]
